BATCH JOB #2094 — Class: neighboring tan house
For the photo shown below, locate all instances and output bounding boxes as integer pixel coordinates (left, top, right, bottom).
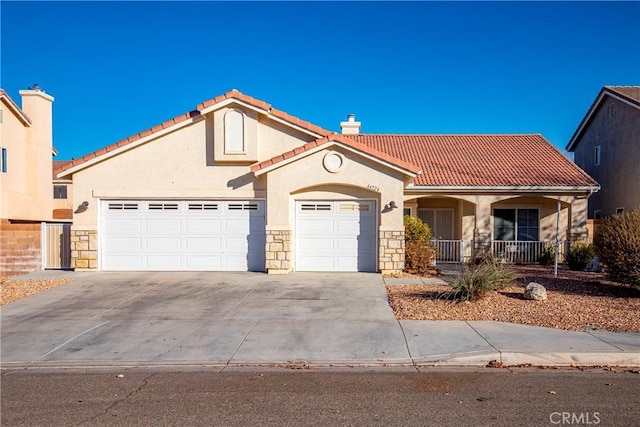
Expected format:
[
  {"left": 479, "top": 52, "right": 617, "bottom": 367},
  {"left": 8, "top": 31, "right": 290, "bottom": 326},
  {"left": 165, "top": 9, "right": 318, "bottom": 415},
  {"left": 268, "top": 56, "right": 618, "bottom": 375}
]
[
  {"left": 566, "top": 86, "right": 640, "bottom": 219},
  {"left": 0, "top": 86, "right": 72, "bottom": 275},
  {"left": 56, "top": 89, "right": 599, "bottom": 273}
]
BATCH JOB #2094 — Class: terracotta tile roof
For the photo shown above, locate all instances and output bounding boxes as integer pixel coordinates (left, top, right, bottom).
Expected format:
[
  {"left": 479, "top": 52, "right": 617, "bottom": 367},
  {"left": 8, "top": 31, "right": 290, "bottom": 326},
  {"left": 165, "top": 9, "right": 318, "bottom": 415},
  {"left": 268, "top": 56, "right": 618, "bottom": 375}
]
[
  {"left": 250, "top": 133, "right": 422, "bottom": 175},
  {"left": 57, "top": 89, "right": 331, "bottom": 175},
  {"left": 348, "top": 134, "right": 598, "bottom": 188},
  {"left": 0, "top": 88, "right": 31, "bottom": 125},
  {"left": 53, "top": 160, "right": 73, "bottom": 180},
  {"left": 605, "top": 85, "right": 640, "bottom": 105}
]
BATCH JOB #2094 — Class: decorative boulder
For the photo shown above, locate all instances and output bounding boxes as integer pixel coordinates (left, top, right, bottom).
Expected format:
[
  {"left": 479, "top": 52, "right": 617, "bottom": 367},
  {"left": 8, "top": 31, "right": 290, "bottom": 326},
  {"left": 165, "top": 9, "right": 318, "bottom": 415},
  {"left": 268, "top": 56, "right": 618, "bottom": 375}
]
[
  {"left": 586, "top": 257, "right": 603, "bottom": 273},
  {"left": 524, "top": 282, "right": 547, "bottom": 301}
]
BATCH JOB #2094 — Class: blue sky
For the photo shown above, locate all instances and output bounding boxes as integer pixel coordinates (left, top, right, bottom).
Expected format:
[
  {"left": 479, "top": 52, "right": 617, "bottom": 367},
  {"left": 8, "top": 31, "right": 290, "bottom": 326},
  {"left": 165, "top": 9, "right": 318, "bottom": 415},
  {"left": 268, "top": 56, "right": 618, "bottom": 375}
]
[{"left": 2, "top": 1, "right": 639, "bottom": 160}]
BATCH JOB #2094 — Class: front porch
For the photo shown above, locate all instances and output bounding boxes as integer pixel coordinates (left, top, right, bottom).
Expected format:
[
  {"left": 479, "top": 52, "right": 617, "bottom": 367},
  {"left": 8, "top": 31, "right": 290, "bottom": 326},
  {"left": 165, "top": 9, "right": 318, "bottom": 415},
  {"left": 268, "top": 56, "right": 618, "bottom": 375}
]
[{"left": 405, "top": 193, "right": 588, "bottom": 265}]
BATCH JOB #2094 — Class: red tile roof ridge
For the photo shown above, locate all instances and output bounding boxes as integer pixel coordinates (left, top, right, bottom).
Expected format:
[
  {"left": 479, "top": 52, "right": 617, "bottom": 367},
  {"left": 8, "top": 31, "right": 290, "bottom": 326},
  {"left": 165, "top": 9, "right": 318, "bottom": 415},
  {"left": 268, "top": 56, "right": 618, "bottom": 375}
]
[
  {"left": 58, "top": 89, "right": 334, "bottom": 175},
  {"left": 251, "top": 133, "right": 421, "bottom": 175}
]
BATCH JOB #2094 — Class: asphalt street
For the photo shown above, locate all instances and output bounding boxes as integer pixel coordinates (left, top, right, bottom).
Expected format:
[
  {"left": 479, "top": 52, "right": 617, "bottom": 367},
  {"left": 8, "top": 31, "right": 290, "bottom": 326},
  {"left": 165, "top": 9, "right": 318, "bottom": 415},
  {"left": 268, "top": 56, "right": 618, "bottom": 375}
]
[{"left": 2, "top": 367, "right": 638, "bottom": 426}]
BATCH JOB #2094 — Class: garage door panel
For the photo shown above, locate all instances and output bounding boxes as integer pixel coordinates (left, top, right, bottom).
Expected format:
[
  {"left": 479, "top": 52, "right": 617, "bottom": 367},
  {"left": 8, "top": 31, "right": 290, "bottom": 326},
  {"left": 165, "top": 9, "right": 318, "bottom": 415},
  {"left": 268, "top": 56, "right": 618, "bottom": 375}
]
[
  {"left": 296, "top": 256, "right": 335, "bottom": 271},
  {"left": 104, "top": 255, "right": 142, "bottom": 270},
  {"left": 336, "top": 238, "right": 358, "bottom": 251},
  {"left": 104, "top": 237, "right": 143, "bottom": 251},
  {"left": 146, "top": 219, "right": 181, "bottom": 233},
  {"left": 146, "top": 237, "right": 182, "bottom": 251},
  {"left": 105, "top": 219, "right": 143, "bottom": 233},
  {"left": 299, "top": 219, "right": 334, "bottom": 234},
  {"left": 102, "top": 200, "right": 265, "bottom": 271},
  {"left": 185, "top": 256, "right": 222, "bottom": 270},
  {"left": 185, "top": 218, "right": 222, "bottom": 233},
  {"left": 185, "top": 237, "right": 221, "bottom": 250},
  {"left": 146, "top": 255, "right": 182, "bottom": 269},
  {"left": 298, "top": 237, "right": 335, "bottom": 251}
]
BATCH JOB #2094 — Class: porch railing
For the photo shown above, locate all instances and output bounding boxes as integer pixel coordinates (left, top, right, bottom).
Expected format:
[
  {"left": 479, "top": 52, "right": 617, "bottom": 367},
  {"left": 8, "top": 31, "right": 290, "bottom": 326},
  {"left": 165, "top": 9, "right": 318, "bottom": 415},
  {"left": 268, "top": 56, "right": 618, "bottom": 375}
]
[
  {"left": 492, "top": 240, "right": 568, "bottom": 264},
  {"left": 431, "top": 240, "right": 474, "bottom": 263},
  {"left": 430, "top": 240, "right": 568, "bottom": 264}
]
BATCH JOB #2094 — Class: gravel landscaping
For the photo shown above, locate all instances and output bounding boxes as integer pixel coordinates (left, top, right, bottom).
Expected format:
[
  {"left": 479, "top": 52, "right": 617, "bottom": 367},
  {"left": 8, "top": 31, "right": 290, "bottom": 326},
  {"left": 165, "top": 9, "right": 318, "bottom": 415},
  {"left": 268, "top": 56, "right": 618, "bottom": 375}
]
[
  {"left": 387, "top": 265, "right": 640, "bottom": 333},
  {"left": 0, "top": 275, "right": 72, "bottom": 306}
]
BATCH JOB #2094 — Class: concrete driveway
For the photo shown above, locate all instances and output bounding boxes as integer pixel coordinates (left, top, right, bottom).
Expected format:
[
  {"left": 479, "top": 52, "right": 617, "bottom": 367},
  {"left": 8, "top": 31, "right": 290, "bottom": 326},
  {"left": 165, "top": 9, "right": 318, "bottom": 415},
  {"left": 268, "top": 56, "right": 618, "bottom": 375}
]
[
  {"left": 1, "top": 272, "right": 411, "bottom": 367},
  {"left": 3, "top": 272, "right": 638, "bottom": 368}
]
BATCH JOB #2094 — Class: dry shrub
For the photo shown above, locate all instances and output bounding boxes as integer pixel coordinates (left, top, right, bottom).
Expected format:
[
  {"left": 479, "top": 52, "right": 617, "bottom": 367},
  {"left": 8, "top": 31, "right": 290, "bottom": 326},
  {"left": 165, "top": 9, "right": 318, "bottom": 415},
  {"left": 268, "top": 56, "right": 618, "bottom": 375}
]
[
  {"left": 403, "top": 215, "right": 435, "bottom": 275},
  {"left": 439, "top": 257, "right": 519, "bottom": 302},
  {"left": 595, "top": 209, "right": 640, "bottom": 288}
]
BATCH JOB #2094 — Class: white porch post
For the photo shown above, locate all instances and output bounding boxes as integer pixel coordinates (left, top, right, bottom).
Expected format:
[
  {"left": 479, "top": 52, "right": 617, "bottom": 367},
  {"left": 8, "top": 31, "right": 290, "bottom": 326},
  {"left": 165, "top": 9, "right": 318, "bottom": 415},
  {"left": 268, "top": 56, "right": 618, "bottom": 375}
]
[{"left": 554, "top": 199, "right": 560, "bottom": 278}]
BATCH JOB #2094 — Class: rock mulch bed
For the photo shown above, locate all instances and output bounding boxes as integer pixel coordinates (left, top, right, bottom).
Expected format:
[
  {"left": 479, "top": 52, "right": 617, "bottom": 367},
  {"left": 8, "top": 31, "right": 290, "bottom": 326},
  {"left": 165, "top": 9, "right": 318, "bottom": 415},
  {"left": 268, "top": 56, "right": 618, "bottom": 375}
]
[
  {"left": 0, "top": 275, "right": 72, "bottom": 306},
  {"left": 387, "top": 265, "right": 640, "bottom": 333}
]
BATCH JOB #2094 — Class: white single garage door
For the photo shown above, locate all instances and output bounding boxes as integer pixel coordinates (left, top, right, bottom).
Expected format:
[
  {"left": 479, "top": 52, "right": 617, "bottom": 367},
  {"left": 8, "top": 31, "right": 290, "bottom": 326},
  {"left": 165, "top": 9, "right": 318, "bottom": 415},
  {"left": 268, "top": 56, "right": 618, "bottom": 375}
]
[
  {"left": 295, "top": 200, "right": 377, "bottom": 272},
  {"left": 101, "top": 200, "right": 265, "bottom": 271}
]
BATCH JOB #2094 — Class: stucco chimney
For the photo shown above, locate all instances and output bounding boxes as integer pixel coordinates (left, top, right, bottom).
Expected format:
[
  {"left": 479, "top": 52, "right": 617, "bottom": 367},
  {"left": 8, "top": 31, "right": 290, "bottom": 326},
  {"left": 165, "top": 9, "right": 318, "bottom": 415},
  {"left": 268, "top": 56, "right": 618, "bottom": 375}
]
[
  {"left": 18, "top": 85, "right": 55, "bottom": 220},
  {"left": 340, "top": 113, "right": 361, "bottom": 135}
]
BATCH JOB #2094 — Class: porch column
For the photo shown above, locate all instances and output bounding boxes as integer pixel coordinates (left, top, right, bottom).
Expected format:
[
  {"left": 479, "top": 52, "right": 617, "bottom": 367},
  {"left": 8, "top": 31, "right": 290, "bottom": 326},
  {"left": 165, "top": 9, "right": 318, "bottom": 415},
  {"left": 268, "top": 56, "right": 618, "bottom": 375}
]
[{"left": 474, "top": 199, "right": 492, "bottom": 258}]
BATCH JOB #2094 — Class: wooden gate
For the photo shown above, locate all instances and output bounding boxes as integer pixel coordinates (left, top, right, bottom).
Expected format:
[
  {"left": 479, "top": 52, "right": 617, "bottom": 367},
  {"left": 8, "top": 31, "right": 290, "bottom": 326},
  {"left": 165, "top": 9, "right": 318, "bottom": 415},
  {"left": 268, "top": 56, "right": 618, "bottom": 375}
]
[{"left": 42, "top": 223, "right": 72, "bottom": 269}]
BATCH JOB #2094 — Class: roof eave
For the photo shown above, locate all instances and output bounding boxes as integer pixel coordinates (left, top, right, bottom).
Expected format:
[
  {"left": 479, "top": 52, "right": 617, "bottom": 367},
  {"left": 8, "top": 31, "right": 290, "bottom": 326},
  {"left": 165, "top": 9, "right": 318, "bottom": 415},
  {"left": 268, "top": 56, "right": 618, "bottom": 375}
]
[
  {"left": 406, "top": 185, "right": 600, "bottom": 193},
  {"left": 253, "top": 141, "right": 420, "bottom": 178},
  {"left": 566, "top": 88, "right": 640, "bottom": 151}
]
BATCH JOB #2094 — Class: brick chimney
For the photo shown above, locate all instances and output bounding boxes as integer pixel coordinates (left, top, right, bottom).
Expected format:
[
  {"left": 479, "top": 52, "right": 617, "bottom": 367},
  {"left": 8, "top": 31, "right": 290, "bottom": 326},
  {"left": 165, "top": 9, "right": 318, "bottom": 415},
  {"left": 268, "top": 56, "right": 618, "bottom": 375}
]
[{"left": 340, "top": 113, "right": 361, "bottom": 135}]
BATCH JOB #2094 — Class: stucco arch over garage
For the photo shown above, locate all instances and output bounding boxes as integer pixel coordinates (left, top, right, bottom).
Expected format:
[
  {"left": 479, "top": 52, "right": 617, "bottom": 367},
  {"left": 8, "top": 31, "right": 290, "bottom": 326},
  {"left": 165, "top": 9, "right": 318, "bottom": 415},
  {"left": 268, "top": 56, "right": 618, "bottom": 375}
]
[{"left": 254, "top": 144, "right": 417, "bottom": 274}]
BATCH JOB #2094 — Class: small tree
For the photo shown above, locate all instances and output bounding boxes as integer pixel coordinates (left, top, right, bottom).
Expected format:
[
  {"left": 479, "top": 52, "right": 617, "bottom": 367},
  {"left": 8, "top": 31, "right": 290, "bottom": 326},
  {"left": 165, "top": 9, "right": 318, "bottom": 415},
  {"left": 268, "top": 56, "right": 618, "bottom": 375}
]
[
  {"left": 403, "top": 215, "right": 435, "bottom": 274},
  {"left": 594, "top": 209, "right": 640, "bottom": 288}
]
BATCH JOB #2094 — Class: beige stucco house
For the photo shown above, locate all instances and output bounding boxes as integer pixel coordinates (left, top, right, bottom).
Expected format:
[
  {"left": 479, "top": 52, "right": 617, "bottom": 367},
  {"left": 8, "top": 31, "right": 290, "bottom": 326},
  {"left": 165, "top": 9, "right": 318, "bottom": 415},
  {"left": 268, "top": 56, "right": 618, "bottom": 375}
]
[
  {"left": 566, "top": 86, "right": 640, "bottom": 219},
  {"left": 0, "top": 86, "right": 73, "bottom": 274},
  {"left": 57, "top": 90, "right": 599, "bottom": 273}
]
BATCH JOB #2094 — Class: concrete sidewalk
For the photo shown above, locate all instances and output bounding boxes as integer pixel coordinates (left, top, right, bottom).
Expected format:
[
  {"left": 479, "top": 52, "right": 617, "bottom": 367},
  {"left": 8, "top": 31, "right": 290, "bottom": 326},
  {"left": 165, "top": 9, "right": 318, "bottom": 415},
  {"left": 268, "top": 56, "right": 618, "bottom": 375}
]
[{"left": 1, "top": 271, "right": 638, "bottom": 369}]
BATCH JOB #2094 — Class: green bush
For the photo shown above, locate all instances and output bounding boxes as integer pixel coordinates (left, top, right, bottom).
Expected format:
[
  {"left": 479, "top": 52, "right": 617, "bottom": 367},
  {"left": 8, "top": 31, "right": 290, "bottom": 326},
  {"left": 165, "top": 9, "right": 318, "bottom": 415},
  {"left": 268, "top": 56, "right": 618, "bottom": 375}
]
[
  {"left": 403, "top": 215, "right": 433, "bottom": 242},
  {"left": 566, "top": 243, "right": 596, "bottom": 271},
  {"left": 538, "top": 244, "right": 555, "bottom": 266},
  {"left": 594, "top": 209, "right": 640, "bottom": 288},
  {"left": 439, "top": 257, "right": 518, "bottom": 302},
  {"left": 403, "top": 215, "right": 435, "bottom": 274}
]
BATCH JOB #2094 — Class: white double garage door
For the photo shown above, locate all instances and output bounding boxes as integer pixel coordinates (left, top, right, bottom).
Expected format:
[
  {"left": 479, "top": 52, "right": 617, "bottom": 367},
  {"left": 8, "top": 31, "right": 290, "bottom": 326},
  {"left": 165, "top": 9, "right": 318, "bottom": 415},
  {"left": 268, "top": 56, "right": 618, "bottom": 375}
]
[{"left": 101, "top": 200, "right": 377, "bottom": 272}]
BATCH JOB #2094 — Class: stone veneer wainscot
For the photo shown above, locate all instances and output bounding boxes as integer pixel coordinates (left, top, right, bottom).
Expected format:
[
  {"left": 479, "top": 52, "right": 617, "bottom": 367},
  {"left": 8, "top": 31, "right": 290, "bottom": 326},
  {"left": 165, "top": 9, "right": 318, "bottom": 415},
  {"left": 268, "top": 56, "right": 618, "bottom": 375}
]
[{"left": 71, "top": 229, "right": 98, "bottom": 270}]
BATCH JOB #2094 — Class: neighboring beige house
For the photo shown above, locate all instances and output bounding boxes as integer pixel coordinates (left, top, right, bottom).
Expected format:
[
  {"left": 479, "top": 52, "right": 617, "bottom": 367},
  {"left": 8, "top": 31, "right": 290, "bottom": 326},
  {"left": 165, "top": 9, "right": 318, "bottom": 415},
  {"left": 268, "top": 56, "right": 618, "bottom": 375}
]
[
  {"left": 57, "top": 90, "right": 598, "bottom": 273},
  {"left": 0, "top": 86, "right": 72, "bottom": 274},
  {"left": 566, "top": 86, "right": 640, "bottom": 219}
]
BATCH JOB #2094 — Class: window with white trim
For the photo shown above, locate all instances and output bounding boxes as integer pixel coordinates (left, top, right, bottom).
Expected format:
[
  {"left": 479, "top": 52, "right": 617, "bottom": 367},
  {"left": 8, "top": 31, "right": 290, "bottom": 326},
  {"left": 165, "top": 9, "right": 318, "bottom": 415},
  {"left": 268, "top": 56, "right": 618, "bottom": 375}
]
[
  {"left": 616, "top": 208, "right": 624, "bottom": 215},
  {"left": 594, "top": 145, "right": 601, "bottom": 166},
  {"left": 224, "top": 109, "right": 245, "bottom": 153},
  {"left": 493, "top": 208, "right": 539, "bottom": 242},
  {"left": 1, "top": 147, "right": 7, "bottom": 173}
]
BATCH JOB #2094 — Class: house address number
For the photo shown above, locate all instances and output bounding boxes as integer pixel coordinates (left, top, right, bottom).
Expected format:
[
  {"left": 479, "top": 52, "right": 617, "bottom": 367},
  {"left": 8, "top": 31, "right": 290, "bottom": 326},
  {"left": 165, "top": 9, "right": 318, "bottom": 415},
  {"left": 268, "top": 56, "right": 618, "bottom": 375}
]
[{"left": 367, "top": 184, "right": 380, "bottom": 192}]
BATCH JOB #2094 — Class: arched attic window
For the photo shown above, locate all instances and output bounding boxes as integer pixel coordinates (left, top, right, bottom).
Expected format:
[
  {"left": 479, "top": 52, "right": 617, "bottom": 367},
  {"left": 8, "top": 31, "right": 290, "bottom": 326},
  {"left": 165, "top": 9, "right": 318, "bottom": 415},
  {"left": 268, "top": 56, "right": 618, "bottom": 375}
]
[{"left": 224, "top": 109, "right": 245, "bottom": 153}]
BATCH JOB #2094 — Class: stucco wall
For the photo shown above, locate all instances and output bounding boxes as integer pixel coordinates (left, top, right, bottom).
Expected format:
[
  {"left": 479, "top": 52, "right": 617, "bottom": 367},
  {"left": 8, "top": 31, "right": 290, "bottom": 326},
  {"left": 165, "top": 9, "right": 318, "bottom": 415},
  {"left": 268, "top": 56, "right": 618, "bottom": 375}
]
[
  {"left": 264, "top": 146, "right": 406, "bottom": 230},
  {"left": 0, "top": 91, "right": 55, "bottom": 222},
  {"left": 573, "top": 96, "right": 640, "bottom": 217}
]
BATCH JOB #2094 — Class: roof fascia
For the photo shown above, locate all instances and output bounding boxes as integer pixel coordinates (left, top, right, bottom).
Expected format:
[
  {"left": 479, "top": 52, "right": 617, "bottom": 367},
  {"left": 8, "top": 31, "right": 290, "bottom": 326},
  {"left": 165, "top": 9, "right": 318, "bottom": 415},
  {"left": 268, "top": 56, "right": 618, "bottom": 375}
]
[
  {"left": 0, "top": 94, "right": 31, "bottom": 126},
  {"left": 566, "top": 89, "right": 640, "bottom": 151},
  {"left": 406, "top": 185, "right": 600, "bottom": 193},
  {"left": 57, "top": 115, "right": 204, "bottom": 178},
  {"left": 254, "top": 141, "right": 419, "bottom": 178},
  {"left": 200, "top": 98, "right": 326, "bottom": 139}
]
